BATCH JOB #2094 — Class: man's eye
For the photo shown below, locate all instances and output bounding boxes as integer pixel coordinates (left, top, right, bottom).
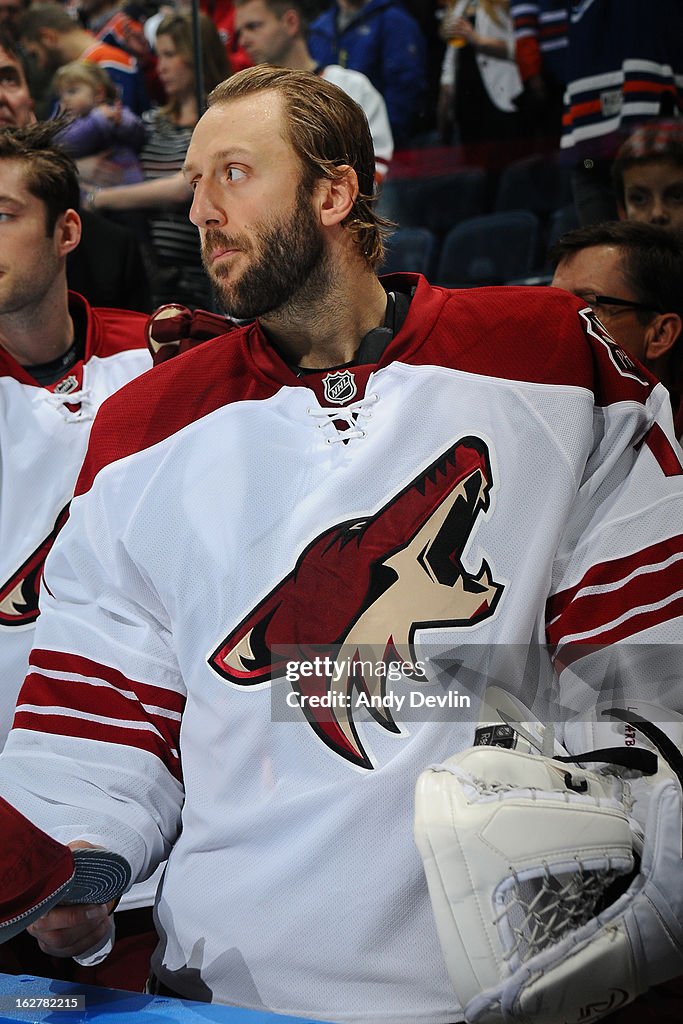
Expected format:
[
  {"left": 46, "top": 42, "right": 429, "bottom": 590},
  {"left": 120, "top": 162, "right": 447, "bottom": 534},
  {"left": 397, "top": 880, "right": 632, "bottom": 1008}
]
[
  {"left": 626, "top": 191, "right": 649, "bottom": 206},
  {"left": 666, "top": 188, "right": 683, "bottom": 204},
  {"left": 226, "top": 167, "right": 246, "bottom": 182}
]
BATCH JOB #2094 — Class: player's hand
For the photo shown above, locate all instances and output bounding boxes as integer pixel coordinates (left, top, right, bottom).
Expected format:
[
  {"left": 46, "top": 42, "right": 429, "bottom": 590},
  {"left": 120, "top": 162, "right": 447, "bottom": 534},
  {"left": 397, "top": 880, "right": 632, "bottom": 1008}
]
[
  {"left": 26, "top": 903, "right": 113, "bottom": 958},
  {"left": 25, "top": 840, "right": 115, "bottom": 958}
]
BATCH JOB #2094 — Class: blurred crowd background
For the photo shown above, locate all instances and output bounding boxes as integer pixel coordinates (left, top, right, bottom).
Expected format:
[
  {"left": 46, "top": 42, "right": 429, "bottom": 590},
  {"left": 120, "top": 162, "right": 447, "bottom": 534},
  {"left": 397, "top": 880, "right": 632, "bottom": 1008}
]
[{"left": 1, "top": 0, "right": 682, "bottom": 300}]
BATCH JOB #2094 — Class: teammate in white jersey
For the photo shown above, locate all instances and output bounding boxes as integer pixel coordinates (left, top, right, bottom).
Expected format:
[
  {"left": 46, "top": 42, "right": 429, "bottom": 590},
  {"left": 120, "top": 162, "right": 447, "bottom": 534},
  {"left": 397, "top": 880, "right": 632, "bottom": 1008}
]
[
  {"left": 0, "top": 121, "right": 154, "bottom": 989},
  {"left": 0, "top": 67, "right": 682, "bottom": 1023}
]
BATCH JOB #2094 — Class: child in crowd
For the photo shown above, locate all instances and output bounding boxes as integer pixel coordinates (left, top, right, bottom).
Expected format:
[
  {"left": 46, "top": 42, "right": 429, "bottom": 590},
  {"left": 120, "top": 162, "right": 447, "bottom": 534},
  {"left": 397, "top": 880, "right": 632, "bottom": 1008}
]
[{"left": 53, "top": 62, "right": 146, "bottom": 184}]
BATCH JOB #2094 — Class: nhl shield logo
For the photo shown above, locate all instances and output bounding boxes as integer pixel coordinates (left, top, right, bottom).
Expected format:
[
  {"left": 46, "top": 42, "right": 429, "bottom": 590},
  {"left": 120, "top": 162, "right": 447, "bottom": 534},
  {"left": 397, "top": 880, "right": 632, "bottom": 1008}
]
[
  {"left": 54, "top": 374, "right": 79, "bottom": 395},
  {"left": 322, "top": 369, "right": 357, "bottom": 405}
]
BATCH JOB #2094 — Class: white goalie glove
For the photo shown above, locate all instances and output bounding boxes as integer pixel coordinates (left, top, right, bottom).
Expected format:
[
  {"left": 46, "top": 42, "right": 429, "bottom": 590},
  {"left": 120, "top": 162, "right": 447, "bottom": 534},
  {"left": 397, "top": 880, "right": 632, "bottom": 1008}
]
[{"left": 414, "top": 705, "right": 683, "bottom": 1024}]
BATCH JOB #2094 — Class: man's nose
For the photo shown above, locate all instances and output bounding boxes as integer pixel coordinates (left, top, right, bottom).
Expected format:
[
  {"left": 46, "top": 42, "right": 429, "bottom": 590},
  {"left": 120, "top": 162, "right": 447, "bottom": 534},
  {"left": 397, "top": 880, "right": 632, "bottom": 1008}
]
[{"left": 189, "top": 180, "right": 226, "bottom": 228}]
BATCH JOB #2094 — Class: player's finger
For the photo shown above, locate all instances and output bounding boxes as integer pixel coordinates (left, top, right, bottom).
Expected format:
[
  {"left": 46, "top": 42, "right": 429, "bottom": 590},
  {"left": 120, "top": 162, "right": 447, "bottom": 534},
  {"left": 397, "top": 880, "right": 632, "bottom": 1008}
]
[{"left": 27, "top": 904, "right": 111, "bottom": 957}]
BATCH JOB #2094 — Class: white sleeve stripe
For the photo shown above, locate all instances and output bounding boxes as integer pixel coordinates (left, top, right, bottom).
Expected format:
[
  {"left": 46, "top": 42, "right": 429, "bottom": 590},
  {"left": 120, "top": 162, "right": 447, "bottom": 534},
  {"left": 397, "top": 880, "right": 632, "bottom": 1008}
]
[{"left": 14, "top": 703, "right": 180, "bottom": 754}]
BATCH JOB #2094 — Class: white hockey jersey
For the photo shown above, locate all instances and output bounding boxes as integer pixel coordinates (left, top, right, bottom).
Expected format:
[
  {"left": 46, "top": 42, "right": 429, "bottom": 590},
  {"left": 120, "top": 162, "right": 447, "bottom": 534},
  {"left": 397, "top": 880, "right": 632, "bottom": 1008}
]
[
  {"left": 0, "top": 292, "right": 152, "bottom": 749},
  {"left": 0, "top": 277, "right": 681, "bottom": 1023}
]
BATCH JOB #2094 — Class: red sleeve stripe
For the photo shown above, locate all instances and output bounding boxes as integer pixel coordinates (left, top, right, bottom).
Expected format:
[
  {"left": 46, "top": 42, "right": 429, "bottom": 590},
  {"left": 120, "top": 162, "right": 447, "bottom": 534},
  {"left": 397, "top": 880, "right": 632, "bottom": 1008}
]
[
  {"left": 19, "top": 671, "right": 181, "bottom": 754},
  {"left": 553, "top": 593, "right": 683, "bottom": 674},
  {"left": 548, "top": 578, "right": 683, "bottom": 651},
  {"left": 548, "top": 569, "right": 683, "bottom": 647},
  {"left": 636, "top": 422, "right": 683, "bottom": 476},
  {"left": 546, "top": 535, "right": 683, "bottom": 624},
  {"left": 29, "top": 649, "right": 185, "bottom": 715},
  {"left": 11, "top": 711, "right": 182, "bottom": 781},
  {"left": 24, "top": 669, "right": 181, "bottom": 722}
]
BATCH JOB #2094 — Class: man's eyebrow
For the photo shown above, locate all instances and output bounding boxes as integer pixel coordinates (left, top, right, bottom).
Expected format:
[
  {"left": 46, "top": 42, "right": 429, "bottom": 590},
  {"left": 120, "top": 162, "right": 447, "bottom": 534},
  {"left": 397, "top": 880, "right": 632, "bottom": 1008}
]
[
  {"left": 183, "top": 149, "right": 252, "bottom": 177},
  {"left": 0, "top": 64, "right": 20, "bottom": 79}
]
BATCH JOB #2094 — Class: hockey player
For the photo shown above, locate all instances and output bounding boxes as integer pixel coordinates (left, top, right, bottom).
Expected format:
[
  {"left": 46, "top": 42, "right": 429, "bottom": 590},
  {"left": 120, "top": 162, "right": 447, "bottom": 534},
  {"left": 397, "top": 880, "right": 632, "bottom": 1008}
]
[
  {"left": 0, "top": 121, "right": 154, "bottom": 986},
  {"left": 0, "top": 67, "right": 682, "bottom": 1023}
]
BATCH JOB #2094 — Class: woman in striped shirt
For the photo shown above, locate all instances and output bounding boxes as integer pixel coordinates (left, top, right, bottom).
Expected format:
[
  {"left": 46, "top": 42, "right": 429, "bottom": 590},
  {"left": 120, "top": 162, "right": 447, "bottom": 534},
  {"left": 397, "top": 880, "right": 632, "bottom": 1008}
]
[{"left": 85, "top": 13, "right": 230, "bottom": 309}]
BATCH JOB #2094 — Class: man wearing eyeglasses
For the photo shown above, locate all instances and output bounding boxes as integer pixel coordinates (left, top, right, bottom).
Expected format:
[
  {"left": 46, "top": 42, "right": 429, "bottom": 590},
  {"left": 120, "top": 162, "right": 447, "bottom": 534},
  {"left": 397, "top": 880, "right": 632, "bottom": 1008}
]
[{"left": 551, "top": 219, "right": 683, "bottom": 441}]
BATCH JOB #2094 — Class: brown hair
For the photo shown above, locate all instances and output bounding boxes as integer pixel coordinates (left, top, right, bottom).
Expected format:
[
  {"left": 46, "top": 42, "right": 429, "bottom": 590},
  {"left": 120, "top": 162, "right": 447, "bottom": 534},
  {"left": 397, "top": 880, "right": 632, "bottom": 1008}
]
[
  {"left": 208, "top": 64, "right": 390, "bottom": 266},
  {"left": 233, "top": 0, "right": 317, "bottom": 33},
  {"left": 550, "top": 219, "right": 683, "bottom": 324},
  {"left": 17, "top": 3, "right": 76, "bottom": 41},
  {"left": 612, "top": 120, "right": 683, "bottom": 206},
  {"left": 157, "top": 12, "right": 230, "bottom": 121},
  {"left": 0, "top": 120, "right": 80, "bottom": 231},
  {"left": 53, "top": 61, "right": 118, "bottom": 104}
]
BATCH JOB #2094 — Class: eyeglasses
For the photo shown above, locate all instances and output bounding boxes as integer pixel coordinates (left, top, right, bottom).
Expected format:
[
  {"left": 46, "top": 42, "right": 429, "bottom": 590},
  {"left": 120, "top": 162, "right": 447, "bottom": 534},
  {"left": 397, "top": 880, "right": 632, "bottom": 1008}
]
[{"left": 578, "top": 292, "right": 661, "bottom": 315}]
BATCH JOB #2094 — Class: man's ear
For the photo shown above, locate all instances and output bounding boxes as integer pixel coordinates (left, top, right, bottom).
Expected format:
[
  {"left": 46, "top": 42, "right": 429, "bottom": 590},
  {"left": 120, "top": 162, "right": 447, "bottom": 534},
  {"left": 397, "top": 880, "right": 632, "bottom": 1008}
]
[
  {"left": 616, "top": 201, "right": 627, "bottom": 221},
  {"left": 38, "top": 27, "right": 60, "bottom": 48},
  {"left": 644, "top": 312, "right": 681, "bottom": 360},
  {"left": 54, "top": 209, "right": 82, "bottom": 257},
  {"left": 282, "top": 8, "right": 301, "bottom": 36},
  {"left": 317, "top": 165, "right": 358, "bottom": 227}
]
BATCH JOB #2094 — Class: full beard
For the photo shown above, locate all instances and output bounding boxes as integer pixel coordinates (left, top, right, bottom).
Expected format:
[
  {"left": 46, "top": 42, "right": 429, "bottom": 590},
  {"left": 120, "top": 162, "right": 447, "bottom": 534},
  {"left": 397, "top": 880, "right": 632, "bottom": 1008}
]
[{"left": 202, "top": 190, "right": 327, "bottom": 321}]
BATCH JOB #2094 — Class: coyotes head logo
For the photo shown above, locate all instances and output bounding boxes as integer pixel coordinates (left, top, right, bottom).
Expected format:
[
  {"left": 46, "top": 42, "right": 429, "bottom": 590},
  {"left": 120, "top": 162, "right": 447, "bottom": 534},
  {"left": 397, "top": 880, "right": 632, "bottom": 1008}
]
[
  {"left": 0, "top": 506, "right": 70, "bottom": 628},
  {"left": 209, "top": 436, "right": 503, "bottom": 767}
]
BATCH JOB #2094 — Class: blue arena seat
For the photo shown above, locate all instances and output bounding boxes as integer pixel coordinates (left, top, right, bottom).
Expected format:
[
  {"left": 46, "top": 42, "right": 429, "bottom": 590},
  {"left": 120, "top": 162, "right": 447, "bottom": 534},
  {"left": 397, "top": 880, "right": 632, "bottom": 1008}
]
[
  {"left": 380, "top": 227, "right": 437, "bottom": 276},
  {"left": 494, "top": 155, "right": 572, "bottom": 219},
  {"left": 546, "top": 203, "right": 581, "bottom": 251},
  {"left": 435, "top": 211, "right": 541, "bottom": 288},
  {"left": 376, "top": 169, "right": 488, "bottom": 237}
]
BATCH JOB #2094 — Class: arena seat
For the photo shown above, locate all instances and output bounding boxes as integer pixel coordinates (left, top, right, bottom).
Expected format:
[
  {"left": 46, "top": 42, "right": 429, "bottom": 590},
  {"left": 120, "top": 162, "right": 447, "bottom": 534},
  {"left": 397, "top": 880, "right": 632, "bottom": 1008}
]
[
  {"left": 380, "top": 227, "right": 438, "bottom": 276},
  {"left": 494, "top": 155, "right": 572, "bottom": 218},
  {"left": 435, "top": 211, "right": 541, "bottom": 287},
  {"left": 376, "top": 169, "right": 488, "bottom": 238},
  {"left": 546, "top": 203, "right": 581, "bottom": 251}
]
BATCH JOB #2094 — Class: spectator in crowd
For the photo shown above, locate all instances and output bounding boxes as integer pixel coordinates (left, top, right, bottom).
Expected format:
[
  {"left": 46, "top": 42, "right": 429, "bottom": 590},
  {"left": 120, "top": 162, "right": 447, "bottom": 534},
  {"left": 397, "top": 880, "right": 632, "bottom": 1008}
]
[
  {"left": 18, "top": 3, "right": 148, "bottom": 115},
  {"left": 199, "top": 0, "right": 253, "bottom": 73},
  {"left": 0, "top": 0, "right": 22, "bottom": 37},
  {"left": 0, "top": 26, "right": 151, "bottom": 310},
  {"left": 0, "top": 120, "right": 155, "bottom": 990},
  {"left": 0, "top": 0, "right": 52, "bottom": 118},
  {"left": 53, "top": 61, "right": 145, "bottom": 184},
  {"left": 308, "top": 0, "right": 427, "bottom": 147},
  {"left": 1, "top": 66, "right": 682, "bottom": 1024},
  {"left": 612, "top": 120, "right": 683, "bottom": 232},
  {"left": 551, "top": 220, "right": 683, "bottom": 440},
  {"left": 234, "top": 0, "right": 393, "bottom": 179},
  {"left": 0, "top": 23, "right": 33, "bottom": 126},
  {"left": 78, "top": 0, "right": 164, "bottom": 105},
  {"left": 559, "top": 0, "right": 683, "bottom": 225},
  {"left": 142, "top": 1, "right": 252, "bottom": 75},
  {"left": 509, "top": 1, "right": 567, "bottom": 148},
  {"left": 84, "top": 11, "right": 229, "bottom": 308},
  {"left": 437, "top": 0, "right": 522, "bottom": 163}
]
